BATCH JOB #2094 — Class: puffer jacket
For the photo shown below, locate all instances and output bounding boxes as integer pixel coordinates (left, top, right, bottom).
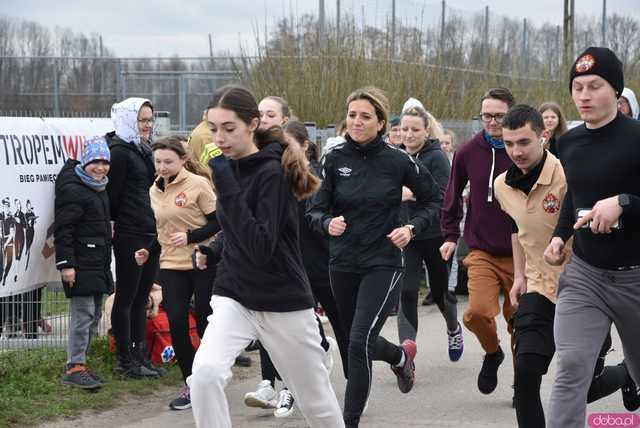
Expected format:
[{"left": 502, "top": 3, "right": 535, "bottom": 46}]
[{"left": 54, "top": 159, "right": 114, "bottom": 297}]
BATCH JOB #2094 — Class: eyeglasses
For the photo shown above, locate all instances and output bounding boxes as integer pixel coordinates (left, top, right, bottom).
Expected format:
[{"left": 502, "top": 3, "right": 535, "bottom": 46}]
[
  {"left": 480, "top": 113, "right": 506, "bottom": 124},
  {"left": 137, "top": 118, "right": 155, "bottom": 125}
]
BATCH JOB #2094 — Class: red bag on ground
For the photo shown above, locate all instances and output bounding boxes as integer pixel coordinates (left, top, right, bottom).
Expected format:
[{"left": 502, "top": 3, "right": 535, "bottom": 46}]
[
  {"left": 108, "top": 308, "right": 201, "bottom": 365},
  {"left": 146, "top": 308, "right": 201, "bottom": 365}
]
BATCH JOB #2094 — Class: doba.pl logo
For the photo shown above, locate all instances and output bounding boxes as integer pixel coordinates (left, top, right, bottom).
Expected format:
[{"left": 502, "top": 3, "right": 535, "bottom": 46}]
[{"left": 589, "top": 413, "right": 640, "bottom": 428}]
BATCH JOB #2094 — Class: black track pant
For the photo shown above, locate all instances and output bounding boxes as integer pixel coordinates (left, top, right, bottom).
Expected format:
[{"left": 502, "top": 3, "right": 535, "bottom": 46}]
[
  {"left": 398, "top": 236, "right": 458, "bottom": 342},
  {"left": 111, "top": 233, "right": 160, "bottom": 356},
  {"left": 158, "top": 267, "right": 215, "bottom": 381},
  {"left": 330, "top": 269, "right": 404, "bottom": 428}
]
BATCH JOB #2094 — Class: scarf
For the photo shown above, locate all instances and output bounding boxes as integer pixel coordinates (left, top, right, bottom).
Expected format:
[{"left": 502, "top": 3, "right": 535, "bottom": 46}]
[
  {"left": 74, "top": 164, "right": 109, "bottom": 192},
  {"left": 484, "top": 130, "right": 505, "bottom": 149},
  {"left": 504, "top": 151, "right": 547, "bottom": 195}
]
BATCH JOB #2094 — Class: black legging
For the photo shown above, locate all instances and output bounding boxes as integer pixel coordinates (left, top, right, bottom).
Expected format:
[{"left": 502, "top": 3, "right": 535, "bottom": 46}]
[
  {"left": 313, "top": 284, "right": 349, "bottom": 379},
  {"left": 330, "top": 269, "right": 404, "bottom": 428},
  {"left": 515, "top": 332, "right": 627, "bottom": 428},
  {"left": 398, "top": 236, "right": 458, "bottom": 342},
  {"left": 158, "top": 267, "right": 215, "bottom": 381},
  {"left": 111, "top": 233, "right": 160, "bottom": 356}
]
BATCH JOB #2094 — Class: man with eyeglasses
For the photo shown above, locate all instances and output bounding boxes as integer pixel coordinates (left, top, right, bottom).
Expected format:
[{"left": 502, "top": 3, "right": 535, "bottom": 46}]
[{"left": 440, "top": 87, "right": 516, "bottom": 399}]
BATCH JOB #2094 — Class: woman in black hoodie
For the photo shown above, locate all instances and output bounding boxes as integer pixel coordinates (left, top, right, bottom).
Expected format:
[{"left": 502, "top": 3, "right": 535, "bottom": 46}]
[
  {"left": 398, "top": 106, "right": 463, "bottom": 362},
  {"left": 188, "top": 86, "right": 344, "bottom": 428}
]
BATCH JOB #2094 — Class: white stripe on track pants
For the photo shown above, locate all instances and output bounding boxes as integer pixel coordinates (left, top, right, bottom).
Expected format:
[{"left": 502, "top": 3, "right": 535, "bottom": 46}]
[{"left": 187, "top": 295, "right": 345, "bottom": 428}]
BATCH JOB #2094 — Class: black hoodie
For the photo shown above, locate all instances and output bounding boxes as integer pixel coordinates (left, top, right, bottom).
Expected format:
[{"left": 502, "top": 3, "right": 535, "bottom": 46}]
[
  {"left": 208, "top": 142, "right": 314, "bottom": 312},
  {"left": 404, "top": 139, "right": 450, "bottom": 240}
]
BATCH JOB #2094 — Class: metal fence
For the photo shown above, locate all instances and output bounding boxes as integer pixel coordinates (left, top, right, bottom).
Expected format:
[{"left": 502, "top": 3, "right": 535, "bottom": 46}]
[
  {"left": 0, "top": 56, "right": 242, "bottom": 132},
  {"left": 0, "top": 285, "right": 109, "bottom": 352}
]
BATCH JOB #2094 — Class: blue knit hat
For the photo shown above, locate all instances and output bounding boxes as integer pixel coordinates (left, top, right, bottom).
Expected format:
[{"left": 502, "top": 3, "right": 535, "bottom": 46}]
[{"left": 81, "top": 136, "right": 111, "bottom": 168}]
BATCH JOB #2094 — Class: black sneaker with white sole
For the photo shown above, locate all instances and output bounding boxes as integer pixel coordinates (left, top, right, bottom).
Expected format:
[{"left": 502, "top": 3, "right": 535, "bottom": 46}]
[
  {"left": 274, "top": 389, "right": 295, "bottom": 418},
  {"left": 169, "top": 385, "right": 191, "bottom": 410}
]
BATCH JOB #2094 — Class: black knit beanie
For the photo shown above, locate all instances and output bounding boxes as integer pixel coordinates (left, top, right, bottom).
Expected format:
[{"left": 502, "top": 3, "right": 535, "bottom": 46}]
[{"left": 569, "top": 47, "right": 624, "bottom": 97}]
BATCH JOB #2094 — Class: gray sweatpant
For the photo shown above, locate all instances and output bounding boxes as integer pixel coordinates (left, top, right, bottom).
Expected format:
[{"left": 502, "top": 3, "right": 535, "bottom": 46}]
[
  {"left": 547, "top": 255, "right": 640, "bottom": 428},
  {"left": 67, "top": 295, "right": 103, "bottom": 365}
]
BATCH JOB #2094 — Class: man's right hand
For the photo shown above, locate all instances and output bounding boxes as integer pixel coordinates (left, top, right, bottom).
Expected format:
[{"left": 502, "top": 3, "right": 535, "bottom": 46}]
[
  {"left": 509, "top": 276, "right": 527, "bottom": 308},
  {"left": 544, "top": 237, "right": 566, "bottom": 266},
  {"left": 440, "top": 241, "right": 457, "bottom": 261}
]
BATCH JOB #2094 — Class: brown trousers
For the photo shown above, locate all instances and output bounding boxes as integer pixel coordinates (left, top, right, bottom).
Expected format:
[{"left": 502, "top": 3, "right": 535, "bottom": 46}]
[{"left": 462, "top": 250, "right": 515, "bottom": 354}]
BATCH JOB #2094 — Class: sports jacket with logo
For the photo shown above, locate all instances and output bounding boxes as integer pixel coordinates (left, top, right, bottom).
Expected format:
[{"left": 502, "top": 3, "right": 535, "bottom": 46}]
[{"left": 307, "top": 135, "right": 441, "bottom": 273}]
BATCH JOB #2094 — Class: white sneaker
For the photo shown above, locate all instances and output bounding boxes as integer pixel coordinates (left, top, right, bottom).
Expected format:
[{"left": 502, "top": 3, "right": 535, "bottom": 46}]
[
  {"left": 244, "top": 380, "right": 277, "bottom": 409},
  {"left": 323, "top": 336, "right": 337, "bottom": 375},
  {"left": 273, "top": 389, "right": 295, "bottom": 418}
]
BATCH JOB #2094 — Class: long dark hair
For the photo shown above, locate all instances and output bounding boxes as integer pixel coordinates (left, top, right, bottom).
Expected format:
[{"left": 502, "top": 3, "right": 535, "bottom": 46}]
[
  {"left": 208, "top": 86, "right": 319, "bottom": 199},
  {"left": 151, "top": 135, "right": 211, "bottom": 181},
  {"left": 283, "top": 120, "right": 320, "bottom": 163}
]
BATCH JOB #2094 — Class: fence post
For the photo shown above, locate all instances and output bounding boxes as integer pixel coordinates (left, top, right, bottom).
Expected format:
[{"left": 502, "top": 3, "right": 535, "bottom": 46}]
[
  {"left": 52, "top": 58, "right": 61, "bottom": 116},
  {"left": 178, "top": 74, "right": 187, "bottom": 132}
]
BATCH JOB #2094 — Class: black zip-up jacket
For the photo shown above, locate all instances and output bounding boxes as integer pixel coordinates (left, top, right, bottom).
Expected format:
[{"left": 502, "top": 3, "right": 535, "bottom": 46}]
[
  {"left": 307, "top": 135, "right": 442, "bottom": 273},
  {"left": 105, "top": 132, "right": 157, "bottom": 237},
  {"left": 208, "top": 142, "right": 315, "bottom": 312},
  {"left": 404, "top": 139, "right": 450, "bottom": 240},
  {"left": 54, "top": 159, "right": 114, "bottom": 297}
]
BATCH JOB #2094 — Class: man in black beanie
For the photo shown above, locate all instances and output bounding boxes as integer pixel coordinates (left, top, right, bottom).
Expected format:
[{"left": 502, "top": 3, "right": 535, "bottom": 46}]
[{"left": 544, "top": 46, "right": 640, "bottom": 427}]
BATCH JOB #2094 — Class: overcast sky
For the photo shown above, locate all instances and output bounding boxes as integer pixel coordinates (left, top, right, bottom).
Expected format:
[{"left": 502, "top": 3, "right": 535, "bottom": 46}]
[{"left": 4, "top": 0, "right": 639, "bottom": 56}]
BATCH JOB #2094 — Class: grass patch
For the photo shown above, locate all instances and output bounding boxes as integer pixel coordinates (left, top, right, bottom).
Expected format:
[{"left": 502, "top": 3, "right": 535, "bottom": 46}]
[{"left": 0, "top": 338, "right": 183, "bottom": 427}]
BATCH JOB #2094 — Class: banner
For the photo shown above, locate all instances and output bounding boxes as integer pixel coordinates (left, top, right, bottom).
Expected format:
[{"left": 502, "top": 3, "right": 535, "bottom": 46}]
[{"left": 0, "top": 117, "right": 114, "bottom": 297}]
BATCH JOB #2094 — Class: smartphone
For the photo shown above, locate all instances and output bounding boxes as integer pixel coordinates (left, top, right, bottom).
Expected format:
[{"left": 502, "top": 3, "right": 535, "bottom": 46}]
[{"left": 576, "top": 209, "right": 620, "bottom": 229}]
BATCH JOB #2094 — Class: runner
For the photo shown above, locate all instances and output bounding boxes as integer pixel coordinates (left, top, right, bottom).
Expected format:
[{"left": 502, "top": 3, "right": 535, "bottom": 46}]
[
  {"left": 397, "top": 105, "right": 463, "bottom": 361},
  {"left": 440, "top": 87, "right": 516, "bottom": 398},
  {"left": 188, "top": 85, "right": 344, "bottom": 428},
  {"left": 495, "top": 104, "right": 634, "bottom": 428},
  {"left": 307, "top": 86, "right": 442, "bottom": 428},
  {"left": 544, "top": 46, "right": 640, "bottom": 428}
]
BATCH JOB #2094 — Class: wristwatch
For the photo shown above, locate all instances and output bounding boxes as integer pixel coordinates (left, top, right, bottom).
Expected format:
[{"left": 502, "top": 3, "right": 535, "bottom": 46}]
[
  {"left": 618, "top": 194, "right": 631, "bottom": 212},
  {"left": 405, "top": 224, "right": 416, "bottom": 238}
]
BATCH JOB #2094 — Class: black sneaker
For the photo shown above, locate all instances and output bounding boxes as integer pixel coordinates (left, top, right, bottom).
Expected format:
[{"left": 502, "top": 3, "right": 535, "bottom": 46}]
[
  {"left": 114, "top": 355, "right": 160, "bottom": 379},
  {"left": 390, "top": 339, "right": 417, "bottom": 393},
  {"left": 62, "top": 364, "right": 102, "bottom": 390},
  {"left": 235, "top": 353, "right": 252, "bottom": 367},
  {"left": 478, "top": 346, "right": 504, "bottom": 394},
  {"left": 421, "top": 292, "right": 434, "bottom": 306},
  {"left": 621, "top": 363, "right": 640, "bottom": 411},
  {"left": 169, "top": 385, "right": 192, "bottom": 410},
  {"left": 132, "top": 342, "right": 165, "bottom": 376}
]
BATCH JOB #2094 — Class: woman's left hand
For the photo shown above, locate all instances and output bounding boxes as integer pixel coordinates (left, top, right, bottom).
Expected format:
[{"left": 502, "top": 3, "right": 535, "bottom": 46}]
[
  {"left": 387, "top": 226, "right": 412, "bottom": 249},
  {"left": 170, "top": 232, "right": 188, "bottom": 247}
]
